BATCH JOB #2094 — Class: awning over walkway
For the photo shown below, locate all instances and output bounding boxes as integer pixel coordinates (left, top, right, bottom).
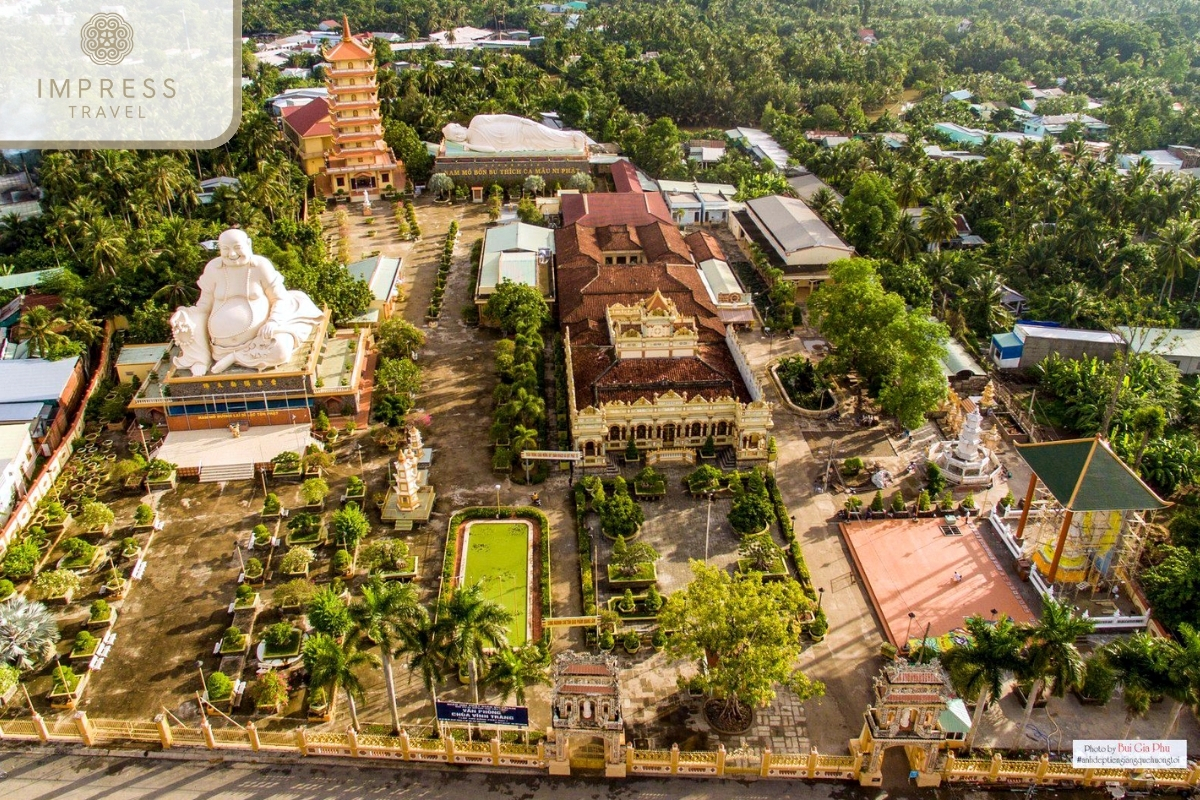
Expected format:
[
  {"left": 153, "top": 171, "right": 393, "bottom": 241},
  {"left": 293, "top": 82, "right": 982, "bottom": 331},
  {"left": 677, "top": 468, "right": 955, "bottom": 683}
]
[{"left": 155, "top": 424, "right": 316, "bottom": 469}]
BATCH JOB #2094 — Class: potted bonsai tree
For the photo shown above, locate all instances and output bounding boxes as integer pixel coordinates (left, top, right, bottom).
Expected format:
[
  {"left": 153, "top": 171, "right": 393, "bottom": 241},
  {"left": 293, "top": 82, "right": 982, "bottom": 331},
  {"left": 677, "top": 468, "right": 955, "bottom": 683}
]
[
  {"left": 869, "top": 490, "right": 885, "bottom": 518},
  {"left": 618, "top": 588, "right": 637, "bottom": 614},
  {"left": 300, "top": 478, "right": 330, "bottom": 509},
  {"left": 808, "top": 610, "right": 829, "bottom": 643},
  {"left": 234, "top": 583, "right": 258, "bottom": 611},
  {"left": 104, "top": 568, "right": 128, "bottom": 599},
  {"left": 331, "top": 503, "right": 369, "bottom": 550},
  {"left": 643, "top": 585, "right": 663, "bottom": 614},
  {"left": 999, "top": 490, "right": 1016, "bottom": 514},
  {"left": 332, "top": 549, "right": 353, "bottom": 577},
  {"left": 273, "top": 578, "right": 317, "bottom": 611},
  {"left": 77, "top": 500, "right": 115, "bottom": 534},
  {"left": 251, "top": 524, "right": 272, "bottom": 548},
  {"left": 271, "top": 451, "right": 302, "bottom": 480},
  {"left": 48, "top": 665, "right": 84, "bottom": 708},
  {"left": 890, "top": 492, "right": 908, "bottom": 517},
  {"left": 285, "top": 513, "right": 325, "bottom": 546},
  {"left": 960, "top": 493, "right": 977, "bottom": 516},
  {"left": 88, "top": 599, "right": 115, "bottom": 628},
  {"left": 34, "top": 569, "right": 81, "bottom": 604},
  {"left": 259, "top": 622, "right": 302, "bottom": 661},
  {"left": 651, "top": 628, "right": 666, "bottom": 652},
  {"left": 70, "top": 630, "right": 100, "bottom": 660},
  {"left": 220, "top": 626, "right": 247, "bottom": 655},
  {"left": 120, "top": 537, "right": 140, "bottom": 559},
  {"left": 917, "top": 490, "right": 933, "bottom": 516},
  {"left": 253, "top": 670, "right": 289, "bottom": 714},
  {"left": 133, "top": 503, "right": 156, "bottom": 529},
  {"left": 243, "top": 557, "right": 265, "bottom": 584},
  {"left": 144, "top": 459, "right": 177, "bottom": 490},
  {"left": 42, "top": 500, "right": 69, "bottom": 532},
  {"left": 598, "top": 629, "right": 615, "bottom": 652},
  {"left": 306, "top": 685, "right": 330, "bottom": 721},
  {"left": 205, "top": 671, "right": 233, "bottom": 704},
  {"left": 57, "top": 538, "right": 99, "bottom": 573},
  {"left": 262, "top": 493, "right": 283, "bottom": 519},
  {"left": 279, "top": 547, "right": 314, "bottom": 577},
  {"left": 2, "top": 540, "right": 39, "bottom": 580},
  {"left": 622, "top": 630, "right": 641, "bottom": 655},
  {"left": 343, "top": 476, "right": 366, "bottom": 505}
]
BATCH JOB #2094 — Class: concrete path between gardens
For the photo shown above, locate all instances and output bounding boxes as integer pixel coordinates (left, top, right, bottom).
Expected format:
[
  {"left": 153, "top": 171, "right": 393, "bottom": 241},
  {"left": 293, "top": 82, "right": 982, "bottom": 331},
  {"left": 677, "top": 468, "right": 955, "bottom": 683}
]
[{"left": 736, "top": 330, "right": 881, "bottom": 753}]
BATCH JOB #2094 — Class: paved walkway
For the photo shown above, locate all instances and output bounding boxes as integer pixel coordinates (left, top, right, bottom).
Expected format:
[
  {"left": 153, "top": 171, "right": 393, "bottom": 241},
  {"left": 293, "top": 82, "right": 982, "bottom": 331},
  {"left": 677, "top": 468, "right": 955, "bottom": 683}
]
[{"left": 735, "top": 330, "right": 882, "bottom": 753}]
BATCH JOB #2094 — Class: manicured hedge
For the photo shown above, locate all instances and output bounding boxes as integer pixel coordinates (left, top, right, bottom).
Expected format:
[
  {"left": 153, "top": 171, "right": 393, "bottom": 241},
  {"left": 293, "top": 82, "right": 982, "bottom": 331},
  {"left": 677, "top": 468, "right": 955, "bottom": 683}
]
[
  {"left": 573, "top": 485, "right": 597, "bottom": 615},
  {"left": 439, "top": 506, "right": 551, "bottom": 624},
  {"left": 764, "top": 472, "right": 816, "bottom": 601}
]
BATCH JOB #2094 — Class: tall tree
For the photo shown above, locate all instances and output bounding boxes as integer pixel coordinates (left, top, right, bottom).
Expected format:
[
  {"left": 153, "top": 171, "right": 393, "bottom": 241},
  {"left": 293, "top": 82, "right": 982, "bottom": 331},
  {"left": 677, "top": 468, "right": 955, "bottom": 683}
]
[
  {"left": 440, "top": 583, "right": 513, "bottom": 702},
  {"left": 1012, "top": 599, "right": 1094, "bottom": 749},
  {"left": 941, "top": 614, "right": 1026, "bottom": 749},
  {"left": 349, "top": 577, "right": 419, "bottom": 734},
  {"left": 301, "top": 633, "right": 381, "bottom": 731}
]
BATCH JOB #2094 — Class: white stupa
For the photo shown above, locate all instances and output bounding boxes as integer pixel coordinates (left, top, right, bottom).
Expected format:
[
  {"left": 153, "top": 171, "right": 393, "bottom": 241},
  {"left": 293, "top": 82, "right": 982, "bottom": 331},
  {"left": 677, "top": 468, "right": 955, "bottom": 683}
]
[{"left": 928, "top": 409, "right": 1003, "bottom": 487}]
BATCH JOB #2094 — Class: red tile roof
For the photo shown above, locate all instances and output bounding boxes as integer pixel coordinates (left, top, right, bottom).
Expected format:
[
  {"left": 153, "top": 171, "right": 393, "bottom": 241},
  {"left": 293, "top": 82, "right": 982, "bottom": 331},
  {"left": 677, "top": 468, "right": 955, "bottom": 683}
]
[
  {"left": 684, "top": 231, "right": 726, "bottom": 263},
  {"left": 556, "top": 222, "right": 693, "bottom": 268},
  {"left": 281, "top": 97, "right": 331, "bottom": 138},
  {"left": 561, "top": 192, "right": 673, "bottom": 227},
  {"left": 610, "top": 160, "right": 641, "bottom": 193}
]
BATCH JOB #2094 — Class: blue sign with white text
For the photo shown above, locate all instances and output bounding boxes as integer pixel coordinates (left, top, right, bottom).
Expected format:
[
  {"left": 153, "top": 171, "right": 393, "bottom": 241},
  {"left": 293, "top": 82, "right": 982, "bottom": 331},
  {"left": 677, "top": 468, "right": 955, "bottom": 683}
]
[{"left": 435, "top": 700, "right": 529, "bottom": 727}]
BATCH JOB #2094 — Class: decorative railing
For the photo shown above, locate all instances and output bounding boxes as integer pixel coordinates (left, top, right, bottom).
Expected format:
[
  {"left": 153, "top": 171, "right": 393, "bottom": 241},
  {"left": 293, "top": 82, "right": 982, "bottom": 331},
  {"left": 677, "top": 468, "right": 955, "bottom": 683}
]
[{"left": 4, "top": 712, "right": 1198, "bottom": 789}]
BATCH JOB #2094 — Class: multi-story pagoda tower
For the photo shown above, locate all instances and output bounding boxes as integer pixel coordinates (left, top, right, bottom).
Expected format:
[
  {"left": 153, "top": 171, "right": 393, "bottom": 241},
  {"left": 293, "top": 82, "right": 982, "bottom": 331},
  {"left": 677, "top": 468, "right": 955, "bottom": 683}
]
[{"left": 323, "top": 17, "right": 403, "bottom": 197}]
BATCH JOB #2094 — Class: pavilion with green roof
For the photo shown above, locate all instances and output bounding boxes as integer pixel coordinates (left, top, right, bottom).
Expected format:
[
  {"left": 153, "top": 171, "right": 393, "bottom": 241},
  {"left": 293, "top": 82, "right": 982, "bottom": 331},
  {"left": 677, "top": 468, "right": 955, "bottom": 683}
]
[{"left": 1012, "top": 436, "right": 1167, "bottom": 584}]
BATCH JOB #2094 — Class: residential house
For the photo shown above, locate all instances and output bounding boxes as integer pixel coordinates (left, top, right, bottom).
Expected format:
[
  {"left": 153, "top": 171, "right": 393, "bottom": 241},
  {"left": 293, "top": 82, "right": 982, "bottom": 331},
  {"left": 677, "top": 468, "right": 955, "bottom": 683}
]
[
  {"left": 0, "top": 172, "right": 40, "bottom": 220},
  {"left": 903, "top": 208, "right": 986, "bottom": 250},
  {"left": 657, "top": 179, "right": 738, "bottom": 225},
  {"left": 475, "top": 222, "right": 556, "bottom": 321},
  {"left": 1117, "top": 150, "right": 1184, "bottom": 173},
  {"left": 267, "top": 87, "right": 328, "bottom": 117},
  {"left": 197, "top": 176, "right": 240, "bottom": 204},
  {"left": 730, "top": 195, "right": 854, "bottom": 298},
  {"left": 0, "top": 422, "right": 36, "bottom": 525},
  {"left": 687, "top": 139, "right": 726, "bottom": 166},
  {"left": 0, "top": 356, "right": 86, "bottom": 452},
  {"left": 1116, "top": 327, "right": 1200, "bottom": 376},
  {"left": 858, "top": 28, "right": 877, "bottom": 44},
  {"left": 345, "top": 254, "right": 404, "bottom": 325},
  {"left": 788, "top": 172, "right": 843, "bottom": 203},
  {"left": 989, "top": 323, "right": 1124, "bottom": 370},
  {"left": 1023, "top": 113, "right": 1110, "bottom": 140},
  {"left": 724, "top": 127, "right": 793, "bottom": 172},
  {"left": 942, "top": 90, "right": 973, "bottom": 103},
  {"left": 115, "top": 343, "right": 170, "bottom": 384},
  {"left": 280, "top": 98, "right": 332, "bottom": 177}
]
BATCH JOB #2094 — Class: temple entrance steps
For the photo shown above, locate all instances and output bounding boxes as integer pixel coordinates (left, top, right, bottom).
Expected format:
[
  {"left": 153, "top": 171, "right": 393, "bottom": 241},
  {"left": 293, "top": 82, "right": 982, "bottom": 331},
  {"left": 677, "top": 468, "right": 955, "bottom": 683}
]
[{"left": 199, "top": 463, "right": 255, "bottom": 483}]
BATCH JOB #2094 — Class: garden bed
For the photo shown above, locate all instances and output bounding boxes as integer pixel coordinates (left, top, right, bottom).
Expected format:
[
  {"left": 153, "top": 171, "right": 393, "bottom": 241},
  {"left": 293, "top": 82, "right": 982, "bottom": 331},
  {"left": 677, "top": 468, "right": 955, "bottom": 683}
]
[
  {"left": 606, "top": 562, "right": 657, "bottom": 587},
  {"left": 605, "top": 595, "right": 660, "bottom": 622},
  {"left": 258, "top": 630, "right": 303, "bottom": 660}
]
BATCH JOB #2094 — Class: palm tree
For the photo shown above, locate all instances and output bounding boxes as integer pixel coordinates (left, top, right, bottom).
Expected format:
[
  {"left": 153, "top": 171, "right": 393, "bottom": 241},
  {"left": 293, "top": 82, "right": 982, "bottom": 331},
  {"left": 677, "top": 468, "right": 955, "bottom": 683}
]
[
  {"left": 1130, "top": 405, "right": 1168, "bottom": 469},
  {"left": 441, "top": 583, "right": 513, "bottom": 702},
  {"left": 1163, "top": 623, "right": 1200, "bottom": 738},
  {"left": 502, "top": 388, "right": 545, "bottom": 428},
  {"left": 885, "top": 214, "right": 925, "bottom": 263},
  {"left": 1154, "top": 218, "right": 1197, "bottom": 304},
  {"left": 964, "top": 271, "right": 1013, "bottom": 335},
  {"left": 1012, "top": 598, "right": 1094, "bottom": 748},
  {"left": 19, "top": 306, "right": 66, "bottom": 358},
  {"left": 0, "top": 595, "right": 61, "bottom": 670},
  {"left": 57, "top": 297, "right": 101, "bottom": 347},
  {"left": 510, "top": 424, "right": 540, "bottom": 482},
  {"left": 302, "top": 633, "right": 380, "bottom": 730},
  {"left": 891, "top": 163, "right": 926, "bottom": 209},
  {"left": 920, "top": 195, "right": 959, "bottom": 253},
  {"left": 349, "top": 577, "right": 419, "bottom": 734},
  {"left": 940, "top": 614, "right": 1026, "bottom": 749},
  {"left": 1105, "top": 633, "right": 1172, "bottom": 738},
  {"left": 483, "top": 644, "right": 551, "bottom": 705},
  {"left": 396, "top": 605, "right": 449, "bottom": 720}
]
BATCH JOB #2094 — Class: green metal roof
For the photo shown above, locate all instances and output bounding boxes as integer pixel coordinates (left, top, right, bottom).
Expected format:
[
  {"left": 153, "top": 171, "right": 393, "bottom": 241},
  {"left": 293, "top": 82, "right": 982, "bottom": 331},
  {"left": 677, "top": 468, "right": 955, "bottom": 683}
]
[
  {"left": 1016, "top": 437, "right": 1168, "bottom": 512},
  {"left": 0, "top": 267, "right": 61, "bottom": 291}
]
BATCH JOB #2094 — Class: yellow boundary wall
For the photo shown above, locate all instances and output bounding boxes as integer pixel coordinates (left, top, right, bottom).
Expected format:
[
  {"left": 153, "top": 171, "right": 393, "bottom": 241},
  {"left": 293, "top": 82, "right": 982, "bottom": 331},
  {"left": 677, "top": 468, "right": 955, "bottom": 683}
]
[{"left": 3, "top": 712, "right": 1198, "bottom": 788}]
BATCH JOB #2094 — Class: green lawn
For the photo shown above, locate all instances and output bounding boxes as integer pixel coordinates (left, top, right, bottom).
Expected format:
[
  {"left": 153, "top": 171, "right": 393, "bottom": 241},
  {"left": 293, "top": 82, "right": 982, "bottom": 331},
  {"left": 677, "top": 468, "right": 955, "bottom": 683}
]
[{"left": 462, "top": 521, "right": 530, "bottom": 646}]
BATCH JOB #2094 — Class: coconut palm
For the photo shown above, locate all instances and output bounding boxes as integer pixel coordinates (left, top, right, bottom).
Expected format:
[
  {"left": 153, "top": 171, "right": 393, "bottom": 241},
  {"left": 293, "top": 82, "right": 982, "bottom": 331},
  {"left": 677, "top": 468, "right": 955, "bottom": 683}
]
[
  {"left": 1154, "top": 217, "right": 1197, "bottom": 304},
  {"left": 920, "top": 195, "right": 959, "bottom": 253},
  {"left": 19, "top": 306, "right": 66, "bottom": 358},
  {"left": 1105, "top": 632, "right": 1173, "bottom": 739},
  {"left": 396, "top": 605, "right": 449, "bottom": 718},
  {"left": 441, "top": 583, "right": 513, "bottom": 702},
  {"left": 1163, "top": 623, "right": 1200, "bottom": 738},
  {"left": 57, "top": 297, "right": 102, "bottom": 346},
  {"left": 963, "top": 271, "right": 1013, "bottom": 335},
  {"left": 1011, "top": 598, "right": 1093, "bottom": 748},
  {"left": 0, "top": 596, "right": 61, "bottom": 670},
  {"left": 885, "top": 214, "right": 925, "bottom": 263},
  {"left": 1130, "top": 405, "right": 1168, "bottom": 469},
  {"left": 501, "top": 388, "right": 546, "bottom": 428},
  {"left": 940, "top": 614, "right": 1026, "bottom": 749},
  {"left": 349, "top": 577, "right": 419, "bottom": 734},
  {"left": 301, "top": 633, "right": 380, "bottom": 731},
  {"left": 483, "top": 643, "right": 551, "bottom": 705}
]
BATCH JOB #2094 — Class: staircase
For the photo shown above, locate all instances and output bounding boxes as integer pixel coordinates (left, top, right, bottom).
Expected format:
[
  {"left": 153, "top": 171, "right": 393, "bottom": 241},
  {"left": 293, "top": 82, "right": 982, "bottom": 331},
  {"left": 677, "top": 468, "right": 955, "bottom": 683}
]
[
  {"left": 717, "top": 448, "right": 738, "bottom": 471},
  {"left": 200, "top": 463, "right": 255, "bottom": 483}
]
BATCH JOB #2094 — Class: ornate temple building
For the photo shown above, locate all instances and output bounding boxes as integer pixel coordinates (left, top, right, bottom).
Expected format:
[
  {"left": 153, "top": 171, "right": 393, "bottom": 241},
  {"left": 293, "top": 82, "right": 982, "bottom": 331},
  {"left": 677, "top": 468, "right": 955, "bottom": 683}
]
[
  {"left": 319, "top": 19, "right": 403, "bottom": 196},
  {"left": 556, "top": 196, "right": 772, "bottom": 467}
]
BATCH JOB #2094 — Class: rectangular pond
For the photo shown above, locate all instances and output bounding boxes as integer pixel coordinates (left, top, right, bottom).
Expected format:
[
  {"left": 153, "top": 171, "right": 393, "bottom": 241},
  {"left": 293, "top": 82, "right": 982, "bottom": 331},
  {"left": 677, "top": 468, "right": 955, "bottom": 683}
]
[{"left": 460, "top": 520, "right": 532, "bottom": 646}]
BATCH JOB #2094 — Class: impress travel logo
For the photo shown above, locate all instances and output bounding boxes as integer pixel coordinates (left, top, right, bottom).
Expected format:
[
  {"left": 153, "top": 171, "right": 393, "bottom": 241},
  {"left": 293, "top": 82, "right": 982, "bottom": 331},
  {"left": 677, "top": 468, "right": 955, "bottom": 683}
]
[
  {"left": 0, "top": 0, "right": 242, "bottom": 148},
  {"left": 80, "top": 12, "right": 135, "bottom": 66}
]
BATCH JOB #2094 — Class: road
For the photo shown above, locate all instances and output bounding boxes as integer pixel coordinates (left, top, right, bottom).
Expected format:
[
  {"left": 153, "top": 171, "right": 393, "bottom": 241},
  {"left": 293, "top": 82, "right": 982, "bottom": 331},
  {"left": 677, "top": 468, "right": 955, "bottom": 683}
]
[{"left": 0, "top": 748, "right": 1081, "bottom": 800}]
